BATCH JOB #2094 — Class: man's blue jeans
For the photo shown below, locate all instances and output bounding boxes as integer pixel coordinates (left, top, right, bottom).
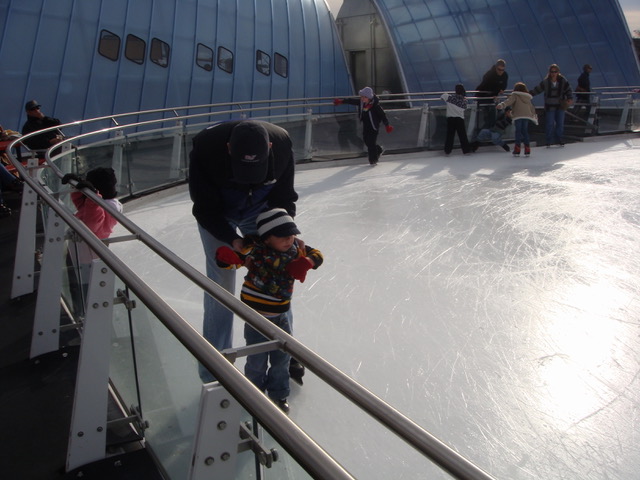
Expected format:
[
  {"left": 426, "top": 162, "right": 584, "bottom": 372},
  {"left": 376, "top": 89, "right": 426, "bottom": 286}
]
[{"left": 244, "top": 313, "right": 291, "bottom": 400}]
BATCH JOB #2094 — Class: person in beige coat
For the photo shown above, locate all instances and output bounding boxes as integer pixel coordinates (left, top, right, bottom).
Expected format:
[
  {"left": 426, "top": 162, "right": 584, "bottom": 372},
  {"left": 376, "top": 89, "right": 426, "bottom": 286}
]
[{"left": 497, "top": 82, "right": 538, "bottom": 156}]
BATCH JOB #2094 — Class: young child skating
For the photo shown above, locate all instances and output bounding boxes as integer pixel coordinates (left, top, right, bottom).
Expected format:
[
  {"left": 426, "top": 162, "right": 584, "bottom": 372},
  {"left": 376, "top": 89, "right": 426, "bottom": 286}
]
[
  {"left": 471, "top": 106, "right": 513, "bottom": 152},
  {"left": 441, "top": 84, "right": 472, "bottom": 155},
  {"left": 497, "top": 82, "right": 538, "bottom": 157},
  {"left": 334, "top": 86, "right": 393, "bottom": 165},
  {"left": 215, "top": 208, "right": 323, "bottom": 413}
]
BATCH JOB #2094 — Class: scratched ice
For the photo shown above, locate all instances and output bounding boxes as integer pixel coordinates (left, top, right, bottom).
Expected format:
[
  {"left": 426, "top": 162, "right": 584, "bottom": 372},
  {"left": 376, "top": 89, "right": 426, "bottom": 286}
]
[{"left": 113, "top": 137, "right": 640, "bottom": 479}]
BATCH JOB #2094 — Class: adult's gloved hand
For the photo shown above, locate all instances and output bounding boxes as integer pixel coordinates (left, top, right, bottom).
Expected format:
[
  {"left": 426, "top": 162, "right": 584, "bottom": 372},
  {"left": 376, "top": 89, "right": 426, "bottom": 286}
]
[
  {"left": 286, "top": 257, "right": 313, "bottom": 282},
  {"left": 216, "top": 246, "right": 243, "bottom": 267},
  {"left": 333, "top": 98, "right": 344, "bottom": 106},
  {"left": 385, "top": 125, "right": 394, "bottom": 133}
]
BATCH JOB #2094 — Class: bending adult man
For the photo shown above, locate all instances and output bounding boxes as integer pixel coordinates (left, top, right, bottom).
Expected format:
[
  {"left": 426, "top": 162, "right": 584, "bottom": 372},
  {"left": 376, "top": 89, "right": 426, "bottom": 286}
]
[
  {"left": 475, "top": 59, "right": 509, "bottom": 130},
  {"left": 189, "top": 120, "right": 299, "bottom": 382}
]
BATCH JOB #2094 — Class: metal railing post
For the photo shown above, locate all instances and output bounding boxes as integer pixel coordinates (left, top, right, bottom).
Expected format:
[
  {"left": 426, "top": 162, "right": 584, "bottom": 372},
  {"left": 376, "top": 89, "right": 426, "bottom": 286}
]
[
  {"left": 189, "top": 383, "right": 243, "bottom": 480},
  {"left": 66, "top": 260, "right": 116, "bottom": 472},
  {"left": 618, "top": 94, "right": 632, "bottom": 131},
  {"left": 11, "top": 156, "right": 40, "bottom": 299},
  {"left": 111, "top": 130, "right": 126, "bottom": 195},
  {"left": 170, "top": 120, "right": 185, "bottom": 179},
  {"left": 303, "top": 108, "right": 314, "bottom": 160},
  {"left": 417, "top": 103, "right": 430, "bottom": 147},
  {"left": 30, "top": 208, "right": 66, "bottom": 358}
]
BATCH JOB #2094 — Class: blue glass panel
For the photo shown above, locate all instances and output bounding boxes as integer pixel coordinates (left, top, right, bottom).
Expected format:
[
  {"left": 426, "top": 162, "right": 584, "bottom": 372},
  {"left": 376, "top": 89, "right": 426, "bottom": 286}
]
[
  {"left": 414, "top": 19, "right": 439, "bottom": 41},
  {"left": 397, "top": 23, "right": 423, "bottom": 43},
  {"left": 443, "top": 37, "right": 471, "bottom": 59},
  {"left": 433, "top": 16, "right": 460, "bottom": 38},
  {"left": 387, "top": 5, "right": 413, "bottom": 24}
]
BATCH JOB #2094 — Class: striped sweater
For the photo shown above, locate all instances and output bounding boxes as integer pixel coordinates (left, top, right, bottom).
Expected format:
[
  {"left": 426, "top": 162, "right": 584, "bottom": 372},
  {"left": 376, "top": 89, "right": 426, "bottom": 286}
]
[{"left": 222, "top": 238, "right": 323, "bottom": 315}]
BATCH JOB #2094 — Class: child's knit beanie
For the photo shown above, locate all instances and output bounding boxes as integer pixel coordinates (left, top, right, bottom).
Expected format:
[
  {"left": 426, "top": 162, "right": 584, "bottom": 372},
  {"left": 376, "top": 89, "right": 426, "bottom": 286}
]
[{"left": 257, "top": 208, "right": 300, "bottom": 239}]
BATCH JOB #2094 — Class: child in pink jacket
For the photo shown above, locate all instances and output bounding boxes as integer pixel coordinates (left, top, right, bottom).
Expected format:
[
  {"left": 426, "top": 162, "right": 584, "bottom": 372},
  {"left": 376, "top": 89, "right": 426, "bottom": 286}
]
[{"left": 62, "top": 167, "right": 123, "bottom": 275}]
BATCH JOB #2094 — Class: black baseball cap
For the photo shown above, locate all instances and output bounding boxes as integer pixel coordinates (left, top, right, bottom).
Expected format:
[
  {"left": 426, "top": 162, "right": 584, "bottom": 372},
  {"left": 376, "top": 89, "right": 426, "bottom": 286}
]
[
  {"left": 25, "top": 100, "right": 41, "bottom": 111},
  {"left": 228, "top": 121, "right": 270, "bottom": 184}
]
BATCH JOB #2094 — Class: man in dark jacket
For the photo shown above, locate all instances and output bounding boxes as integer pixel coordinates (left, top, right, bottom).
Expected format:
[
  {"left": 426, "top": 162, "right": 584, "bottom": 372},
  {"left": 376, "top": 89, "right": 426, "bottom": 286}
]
[
  {"left": 21, "top": 100, "right": 63, "bottom": 152},
  {"left": 475, "top": 59, "right": 509, "bottom": 130},
  {"left": 189, "top": 120, "right": 300, "bottom": 382}
]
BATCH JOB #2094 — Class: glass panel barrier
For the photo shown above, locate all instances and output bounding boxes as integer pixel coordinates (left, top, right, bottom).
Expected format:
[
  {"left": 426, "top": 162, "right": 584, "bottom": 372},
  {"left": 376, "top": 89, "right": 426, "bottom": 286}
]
[{"left": 108, "top": 279, "right": 316, "bottom": 479}]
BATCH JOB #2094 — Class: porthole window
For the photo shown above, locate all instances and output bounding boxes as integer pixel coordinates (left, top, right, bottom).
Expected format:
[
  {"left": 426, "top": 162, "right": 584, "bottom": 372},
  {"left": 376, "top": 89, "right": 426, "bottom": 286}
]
[
  {"left": 217, "top": 46, "right": 233, "bottom": 73},
  {"left": 125, "top": 34, "right": 146, "bottom": 65},
  {"left": 256, "top": 50, "right": 270, "bottom": 76},
  {"left": 196, "top": 43, "right": 214, "bottom": 71},
  {"left": 98, "top": 30, "right": 120, "bottom": 61},
  {"left": 274, "top": 53, "right": 288, "bottom": 78},
  {"left": 150, "top": 38, "right": 170, "bottom": 67}
]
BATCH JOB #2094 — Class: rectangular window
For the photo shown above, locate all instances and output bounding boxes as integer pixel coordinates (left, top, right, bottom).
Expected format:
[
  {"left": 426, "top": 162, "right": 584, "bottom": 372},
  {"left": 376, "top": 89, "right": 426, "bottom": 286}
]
[
  {"left": 150, "top": 38, "right": 170, "bottom": 67},
  {"left": 217, "top": 46, "right": 233, "bottom": 73},
  {"left": 256, "top": 50, "right": 270, "bottom": 76},
  {"left": 274, "top": 53, "right": 288, "bottom": 78},
  {"left": 196, "top": 43, "right": 214, "bottom": 71},
  {"left": 98, "top": 30, "right": 120, "bottom": 61},
  {"left": 125, "top": 34, "right": 146, "bottom": 64}
]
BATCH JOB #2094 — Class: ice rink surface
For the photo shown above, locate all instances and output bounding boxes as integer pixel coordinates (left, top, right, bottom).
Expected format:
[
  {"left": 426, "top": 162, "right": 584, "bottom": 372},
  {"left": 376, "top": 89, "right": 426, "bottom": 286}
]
[{"left": 114, "top": 136, "right": 640, "bottom": 479}]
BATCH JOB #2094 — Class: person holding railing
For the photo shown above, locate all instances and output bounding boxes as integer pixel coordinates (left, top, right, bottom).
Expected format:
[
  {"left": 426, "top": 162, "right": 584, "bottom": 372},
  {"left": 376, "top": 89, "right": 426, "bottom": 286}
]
[
  {"left": 475, "top": 59, "right": 509, "bottom": 130},
  {"left": 62, "top": 168, "right": 123, "bottom": 286},
  {"left": 189, "top": 120, "right": 303, "bottom": 383}
]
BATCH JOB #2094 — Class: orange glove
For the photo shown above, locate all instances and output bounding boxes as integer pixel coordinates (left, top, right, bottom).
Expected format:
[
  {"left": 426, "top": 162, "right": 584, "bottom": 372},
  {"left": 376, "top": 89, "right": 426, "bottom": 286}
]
[
  {"left": 385, "top": 125, "right": 394, "bottom": 133},
  {"left": 333, "top": 98, "right": 344, "bottom": 106},
  {"left": 286, "top": 257, "right": 313, "bottom": 283},
  {"left": 216, "top": 246, "right": 243, "bottom": 268}
]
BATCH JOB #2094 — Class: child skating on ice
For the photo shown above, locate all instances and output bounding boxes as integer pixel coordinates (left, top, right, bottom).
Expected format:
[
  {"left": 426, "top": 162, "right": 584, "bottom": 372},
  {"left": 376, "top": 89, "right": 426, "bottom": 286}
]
[
  {"left": 215, "top": 208, "right": 323, "bottom": 413},
  {"left": 497, "top": 82, "right": 538, "bottom": 156}
]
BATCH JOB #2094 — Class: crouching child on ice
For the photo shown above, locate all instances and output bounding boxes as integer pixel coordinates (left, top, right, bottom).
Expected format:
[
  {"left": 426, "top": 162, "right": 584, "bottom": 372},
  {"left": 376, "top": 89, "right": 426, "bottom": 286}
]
[
  {"left": 215, "top": 208, "right": 323, "bottom": 414},
  {"left": 471, "top": 106, "right": 513, "bottom": 152}
]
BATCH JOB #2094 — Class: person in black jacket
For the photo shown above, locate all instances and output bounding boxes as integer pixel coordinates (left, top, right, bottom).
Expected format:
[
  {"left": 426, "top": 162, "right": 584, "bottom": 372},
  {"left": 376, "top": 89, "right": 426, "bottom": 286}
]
[
  {"left": 475, "top": 59, "right": 509, "bottom": 130},
  {"left": 529, "top": 64, "right": 573, "bottom": 146},
  {"left": 21, "top": 100, "right": 63, "bottom": 152},
  {"left": 189, "top": 120, "right": 300, "bottom": 382},
  {"left": 334, "top": 87, "right": 393, "bottom": 165}
]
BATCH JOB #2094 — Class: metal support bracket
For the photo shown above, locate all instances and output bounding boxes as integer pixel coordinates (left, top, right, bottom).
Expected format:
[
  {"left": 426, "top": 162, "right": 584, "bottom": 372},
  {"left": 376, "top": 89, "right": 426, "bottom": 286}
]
[{"left": 238, "top": 421, "right": 279, "bottom": 468}]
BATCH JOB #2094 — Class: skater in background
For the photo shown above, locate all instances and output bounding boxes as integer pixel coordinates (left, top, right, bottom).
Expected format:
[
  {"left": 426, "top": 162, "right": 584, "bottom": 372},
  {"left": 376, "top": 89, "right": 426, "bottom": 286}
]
[
  {"left": 497, "top": 82, "right": 538, "bottom": 157},
  {"left": 215, "top": 208, "right": 323, "bottom": 414},
  {"left": 471, "top": 106, "right": 513, "bottom": 153},
  {"left": 574, "top": 64, "right": 593, "bottom": 118},
  {"left": 529, "top": 64, "right": 572, "bottom": 147},
  {"left": 441, "top": 84, "right": 472, "bottom": 155},
  {"left": 334, "top": 86, "right": 393, "bottom": 165}
]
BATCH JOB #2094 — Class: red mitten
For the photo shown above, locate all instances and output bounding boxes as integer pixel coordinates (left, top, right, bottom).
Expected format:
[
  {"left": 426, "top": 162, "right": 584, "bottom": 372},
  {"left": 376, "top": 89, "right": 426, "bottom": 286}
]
[
  {"left": 385, "top": 125, "right": 394, "bottom": 133},
  {"left": 286, "top": 257, "right": 313, "bottom": 283},
  {"left": 216, "top": 246, "right": 243, "bottom": 268},
  {"left": 333, "top": 98, "right": 344, "bottom": 106}
]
